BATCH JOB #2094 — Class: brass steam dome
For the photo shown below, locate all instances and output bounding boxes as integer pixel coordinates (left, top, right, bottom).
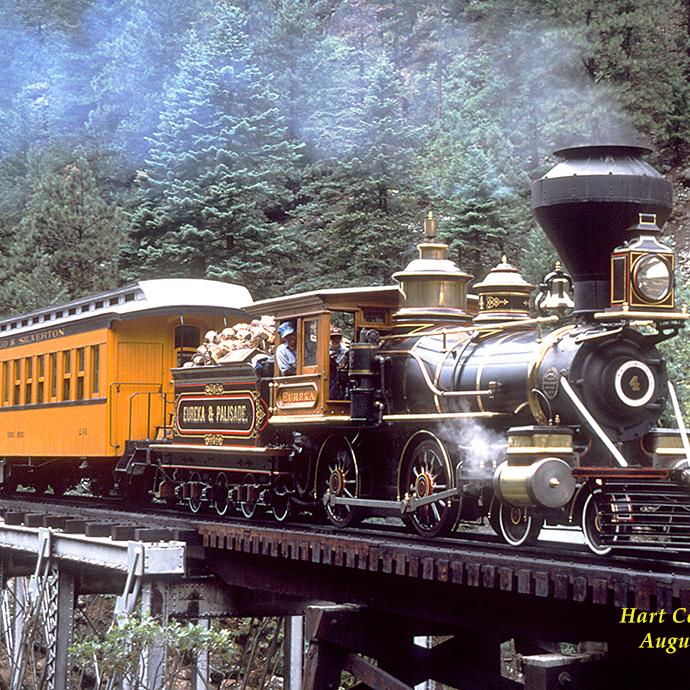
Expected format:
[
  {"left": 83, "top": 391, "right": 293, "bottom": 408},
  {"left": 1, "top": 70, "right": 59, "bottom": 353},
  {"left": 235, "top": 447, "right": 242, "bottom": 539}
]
[
  {"left": 473, "top": 256, "right": 533, "bottom": 323},
  {"left": 392, "top": 212, "right": 473, "bottom": 324}
]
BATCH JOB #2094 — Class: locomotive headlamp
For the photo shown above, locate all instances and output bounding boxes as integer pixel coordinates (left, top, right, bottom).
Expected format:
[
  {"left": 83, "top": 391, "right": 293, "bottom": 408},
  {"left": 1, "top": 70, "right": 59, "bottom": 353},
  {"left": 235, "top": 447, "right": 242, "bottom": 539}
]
[
  {"left": 633, "top": 254, "right": 672, "bottom": 302},
  {"left": 607, "top": 213, "right": 679, "bottom": 316}
]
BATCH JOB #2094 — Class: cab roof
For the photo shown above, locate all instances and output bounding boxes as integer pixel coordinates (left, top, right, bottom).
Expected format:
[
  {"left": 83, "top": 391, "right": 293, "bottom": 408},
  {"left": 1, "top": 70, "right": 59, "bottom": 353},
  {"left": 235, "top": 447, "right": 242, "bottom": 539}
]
[{"left": 245, "top": 285, "right": 401, "bottom": 320}]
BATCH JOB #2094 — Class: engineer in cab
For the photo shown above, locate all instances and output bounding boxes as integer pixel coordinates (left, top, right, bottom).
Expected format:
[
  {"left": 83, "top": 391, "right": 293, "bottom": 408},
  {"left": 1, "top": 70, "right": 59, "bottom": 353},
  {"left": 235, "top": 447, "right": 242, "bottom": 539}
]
[{"left": 276, "top": 322, "right": 297, "bottom": 376}]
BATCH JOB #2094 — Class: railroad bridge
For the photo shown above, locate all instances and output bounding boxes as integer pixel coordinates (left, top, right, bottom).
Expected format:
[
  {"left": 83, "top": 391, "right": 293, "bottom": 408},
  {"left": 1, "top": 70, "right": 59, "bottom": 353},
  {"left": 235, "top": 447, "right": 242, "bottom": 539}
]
[{"left": 1, "top": 500, "right": 690, "bottom": 690}]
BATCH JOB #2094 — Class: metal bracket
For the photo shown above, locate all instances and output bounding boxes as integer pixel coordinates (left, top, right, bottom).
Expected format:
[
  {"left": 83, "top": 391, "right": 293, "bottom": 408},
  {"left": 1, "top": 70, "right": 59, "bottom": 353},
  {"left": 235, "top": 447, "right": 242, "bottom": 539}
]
[
  {"left": 115, "top": 543, "right": 145, "bottom": 617},
  {"left": 29, "top": 528, "right": 53, "bottom": 603}
]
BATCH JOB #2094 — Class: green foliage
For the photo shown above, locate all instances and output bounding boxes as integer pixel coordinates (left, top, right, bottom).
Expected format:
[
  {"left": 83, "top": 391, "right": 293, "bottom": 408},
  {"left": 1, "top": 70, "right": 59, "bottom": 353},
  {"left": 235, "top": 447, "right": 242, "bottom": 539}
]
[
  {"left": 0, "top": 150, "right": 124, "bottom": 314},
  {"left": 285, "top": 46, "right": 422, "bottom": 293},
  {"left": 659, "top": 267, "right": 690, "bottom": 422},
  {"left": 0, "top": 0, "right": 688, "bottom": 313},
  {"left": 71, "top": 615, "right": 238, "bottom": 689},
  {"left": 70, "top": 613, "right": 288, "bottom": 690},
  {"left": 128, "top": 3, "right": 303, "bottom": 298}
]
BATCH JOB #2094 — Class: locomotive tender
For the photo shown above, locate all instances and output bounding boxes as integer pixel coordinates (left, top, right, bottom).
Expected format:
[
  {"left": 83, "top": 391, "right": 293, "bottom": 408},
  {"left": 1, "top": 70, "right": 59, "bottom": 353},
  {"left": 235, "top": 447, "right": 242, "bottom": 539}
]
[{"left": 2, "top": 143, "right": 690, "bottom": 555}]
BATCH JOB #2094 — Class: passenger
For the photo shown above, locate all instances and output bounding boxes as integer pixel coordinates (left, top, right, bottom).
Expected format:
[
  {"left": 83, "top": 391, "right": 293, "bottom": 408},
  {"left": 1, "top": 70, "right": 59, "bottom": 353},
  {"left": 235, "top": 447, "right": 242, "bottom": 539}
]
[
  {"left": 329, "top": 326, "right": 349, "bottom": 399},
  {"left": 276, "top": 322, "right": 297, "bottom": 376}
]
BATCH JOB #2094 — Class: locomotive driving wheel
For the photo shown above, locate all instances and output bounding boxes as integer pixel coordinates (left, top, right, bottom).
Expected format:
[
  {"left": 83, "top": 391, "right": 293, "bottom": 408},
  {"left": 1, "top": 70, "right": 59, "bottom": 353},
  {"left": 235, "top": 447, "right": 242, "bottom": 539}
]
[
  {"left": 495, "top": 503, "right": 543, "bottom": 547},
  {"left": 317, "top": 437, "right": 361, "bottom": 528},
  {"left": 399, "top": 432, "right": 459, "bottom": 538},
  {"left": 271, "top": 481, "right": 294, "bottom": 523}
]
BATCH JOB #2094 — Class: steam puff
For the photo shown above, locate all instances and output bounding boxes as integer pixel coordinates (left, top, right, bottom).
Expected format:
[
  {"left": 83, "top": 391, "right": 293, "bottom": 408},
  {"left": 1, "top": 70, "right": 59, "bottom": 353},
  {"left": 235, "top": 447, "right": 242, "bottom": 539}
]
[{"left": 437, "top": 420, "right": 507, "bottom": 471}]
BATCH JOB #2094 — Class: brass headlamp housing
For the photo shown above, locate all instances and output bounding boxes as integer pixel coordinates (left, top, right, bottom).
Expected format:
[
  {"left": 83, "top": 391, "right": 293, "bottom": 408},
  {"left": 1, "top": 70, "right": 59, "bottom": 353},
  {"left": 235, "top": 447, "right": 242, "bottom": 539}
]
[{"left": 599, "top": 213, "right": 688, "bottom": 322}]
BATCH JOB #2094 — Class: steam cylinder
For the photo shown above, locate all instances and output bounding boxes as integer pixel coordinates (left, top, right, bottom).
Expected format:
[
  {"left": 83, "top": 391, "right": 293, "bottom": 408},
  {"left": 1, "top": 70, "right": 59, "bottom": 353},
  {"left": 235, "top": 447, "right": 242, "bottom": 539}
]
[{"left": 531, "top": 145, "right": 673, "bottom": 314}]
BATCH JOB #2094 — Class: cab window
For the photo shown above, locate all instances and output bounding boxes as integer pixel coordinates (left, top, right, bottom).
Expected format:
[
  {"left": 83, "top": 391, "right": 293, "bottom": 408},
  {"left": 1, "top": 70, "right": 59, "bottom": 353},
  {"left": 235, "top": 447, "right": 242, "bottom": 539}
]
[
  {"left": 328, "top": 312, "right": 355, "bottom": 401},
  {"left": 302, "top": 319, "right": 318, "bottom": 368}
]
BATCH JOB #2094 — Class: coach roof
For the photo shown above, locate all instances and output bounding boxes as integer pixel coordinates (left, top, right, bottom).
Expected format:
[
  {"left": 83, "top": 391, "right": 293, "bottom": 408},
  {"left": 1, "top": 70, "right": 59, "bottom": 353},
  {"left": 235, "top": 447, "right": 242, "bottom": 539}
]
[{"left": 0, "top": 279, "right": 253, "bottom": 338}]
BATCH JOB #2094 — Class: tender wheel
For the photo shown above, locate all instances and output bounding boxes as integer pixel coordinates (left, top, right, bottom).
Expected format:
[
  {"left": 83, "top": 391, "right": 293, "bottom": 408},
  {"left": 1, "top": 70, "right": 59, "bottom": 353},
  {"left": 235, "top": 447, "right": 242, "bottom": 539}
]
[
  {"left": 399, "top": 433, "right": 459, "bottom": 538},
  {"left": 213, "top": 473, "right": 231, "bottom": 517},
  {"left": 188, "top": 472, "right": 203, "bottom": 514},
  {"left": 240, "top": 474, "right": 258, "bottom": 519},
  {"left": 582, "top": 491, "right": 612, "bottom": 556},
  {"left": 271, "top": 487, "right": 294, "bottom": 523},
  {"left": 497, "top": 503, "right": 543, "bottom": 546},
  {"left": 318, "top": 438, "right": 360, "bottom": 528}
]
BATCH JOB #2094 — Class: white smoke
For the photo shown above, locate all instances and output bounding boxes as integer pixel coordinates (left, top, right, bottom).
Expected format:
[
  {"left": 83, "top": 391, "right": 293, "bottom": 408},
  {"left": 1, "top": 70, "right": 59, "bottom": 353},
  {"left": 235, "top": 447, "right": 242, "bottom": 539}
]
[{"left": 437, "top": 419, "right": 508, "bottom": 473}]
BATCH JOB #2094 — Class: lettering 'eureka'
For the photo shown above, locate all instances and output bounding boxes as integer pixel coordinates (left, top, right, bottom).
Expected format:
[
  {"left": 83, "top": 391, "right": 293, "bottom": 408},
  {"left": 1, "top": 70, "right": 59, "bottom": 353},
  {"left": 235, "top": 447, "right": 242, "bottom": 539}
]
[
  {"left": 280, "top": 388, "right": 317, "bottom": 403},
  {"left": 620, "top": 607, "right": 690, "bottom": 654}
]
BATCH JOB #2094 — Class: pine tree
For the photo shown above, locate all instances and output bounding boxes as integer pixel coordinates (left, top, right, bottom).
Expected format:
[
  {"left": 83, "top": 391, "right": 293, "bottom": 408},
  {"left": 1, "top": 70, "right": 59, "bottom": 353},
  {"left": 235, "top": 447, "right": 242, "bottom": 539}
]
[
  {"left": 417, "top": 49, "right": 530, "bottom": 280},
  {"left": 129, "top": 4, "right": 303, "bottom": 298},
  {"left": 87, "top": 0, "right": 204, "bottom": 164},
  {"left": 288, "top": 48, "right": 422, "bottom": 293},
  {"left": 0, "top": 152, "right": 125, "bottom": 313}
]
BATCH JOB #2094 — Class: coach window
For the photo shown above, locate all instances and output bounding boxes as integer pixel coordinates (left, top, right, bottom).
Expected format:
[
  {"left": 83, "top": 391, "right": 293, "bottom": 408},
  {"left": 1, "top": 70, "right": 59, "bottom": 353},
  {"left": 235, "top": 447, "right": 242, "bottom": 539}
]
[
  {"left": 2, "top": 361, "right": 8, "bottom": 406},
  {"left": 62, "top": 350, "right": 72, "bottom": 401},
  {"left": 25, "top": 357, "right": 33, "bottom": 404},
  {"left": 91, "top": 345, "right": 100, "bottom": 395},
  {"left": 76, "top": 347, "right": 85, "bottom": 400},
  {"left": 13, "top": 360, "right": 20, "bottom": 405},
  {"left": 174, "top": 325, "right": 201, "bottom": 367},
  {"left": 37, "top": 355, "right": 45, "bottom": 404},
  {"left": 50, "top": 353, "right": 57, "bottom": 400}
]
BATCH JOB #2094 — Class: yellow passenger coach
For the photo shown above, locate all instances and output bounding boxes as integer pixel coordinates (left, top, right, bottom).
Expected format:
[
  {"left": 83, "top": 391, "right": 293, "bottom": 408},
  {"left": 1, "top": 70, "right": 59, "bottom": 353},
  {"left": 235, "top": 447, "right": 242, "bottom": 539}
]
[{"left": 0, "top": 279, "right": 251, "bottom": 494}]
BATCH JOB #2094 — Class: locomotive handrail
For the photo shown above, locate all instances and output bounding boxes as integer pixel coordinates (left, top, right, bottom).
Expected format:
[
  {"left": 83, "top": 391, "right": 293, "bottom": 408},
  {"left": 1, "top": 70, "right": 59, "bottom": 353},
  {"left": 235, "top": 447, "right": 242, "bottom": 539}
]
[
  {"left": 384, "top": 349, "right": 497, "bottom": 399},
  {"left": 559, "top": 377, "right": 628, "bottom": 467},
  {"left": 379, "top": 314, "right": 560, "bottom": 341},
  {"left": 667, "top": 381, "right": 690, "bottom": 462}
]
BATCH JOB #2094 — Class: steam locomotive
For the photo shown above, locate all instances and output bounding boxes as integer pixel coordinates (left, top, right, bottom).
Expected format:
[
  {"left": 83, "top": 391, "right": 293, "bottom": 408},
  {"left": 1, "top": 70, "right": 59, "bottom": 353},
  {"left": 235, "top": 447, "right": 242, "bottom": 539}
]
[{"left": 2, "top": 143, "right": 688, "bottom": 555}]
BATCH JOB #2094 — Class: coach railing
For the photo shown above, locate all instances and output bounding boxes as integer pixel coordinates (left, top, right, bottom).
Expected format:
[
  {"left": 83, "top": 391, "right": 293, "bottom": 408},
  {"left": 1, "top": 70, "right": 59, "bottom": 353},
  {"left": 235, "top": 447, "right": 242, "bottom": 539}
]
[{"left": 108, "top": 382, "right": 173, "bottom": 448}]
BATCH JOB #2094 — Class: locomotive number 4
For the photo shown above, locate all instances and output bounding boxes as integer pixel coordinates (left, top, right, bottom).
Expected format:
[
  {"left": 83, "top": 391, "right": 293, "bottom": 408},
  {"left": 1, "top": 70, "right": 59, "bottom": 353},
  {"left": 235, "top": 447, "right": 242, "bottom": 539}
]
[{"left": 630, "top": 375, "right": 641, "bottom": 392}]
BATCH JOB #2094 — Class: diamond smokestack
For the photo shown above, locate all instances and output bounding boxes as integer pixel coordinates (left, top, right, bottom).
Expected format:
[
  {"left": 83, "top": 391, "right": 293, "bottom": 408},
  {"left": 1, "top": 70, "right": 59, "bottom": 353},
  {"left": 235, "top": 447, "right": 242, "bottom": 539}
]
[{"left": 531, "top": 144, "right": 673, "bottom": 315}]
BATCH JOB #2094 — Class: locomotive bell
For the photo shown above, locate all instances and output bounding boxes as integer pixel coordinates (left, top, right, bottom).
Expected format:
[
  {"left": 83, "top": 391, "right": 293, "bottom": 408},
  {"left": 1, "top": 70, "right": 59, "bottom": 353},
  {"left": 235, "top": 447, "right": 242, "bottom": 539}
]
[
  {"left": 473, "top": 256, "right": 533, "bottom": 323},
  {"left": 392, "top": 212, "right": 474, "bottom": 324},
  {"left": 535, "top": 262, "right": 575, "bottom": 318}
]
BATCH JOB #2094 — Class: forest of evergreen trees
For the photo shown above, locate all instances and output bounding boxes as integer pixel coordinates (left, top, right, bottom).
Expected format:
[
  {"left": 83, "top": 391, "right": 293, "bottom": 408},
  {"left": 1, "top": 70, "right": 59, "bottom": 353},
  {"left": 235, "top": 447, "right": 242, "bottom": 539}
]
[{"left": 0, "top": 0, "right": 688, "bottom": 310}]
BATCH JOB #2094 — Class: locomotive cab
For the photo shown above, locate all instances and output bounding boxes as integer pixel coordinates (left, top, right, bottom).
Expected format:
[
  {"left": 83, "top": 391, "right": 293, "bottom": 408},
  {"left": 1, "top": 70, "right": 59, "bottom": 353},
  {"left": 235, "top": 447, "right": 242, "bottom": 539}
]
[{"left": 245, "top": 287, "right": 400, "bottom": 422}]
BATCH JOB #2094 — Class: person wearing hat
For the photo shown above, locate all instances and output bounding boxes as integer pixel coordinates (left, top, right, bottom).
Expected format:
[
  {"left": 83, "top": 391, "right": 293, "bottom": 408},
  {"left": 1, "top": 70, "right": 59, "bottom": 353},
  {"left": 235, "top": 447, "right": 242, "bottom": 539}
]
[
  {"left": 276, "top": 322, "right": 297, "bottom": 376},
  {"left": 329, "top": 325, "right": 349, "bottom": 399}
]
